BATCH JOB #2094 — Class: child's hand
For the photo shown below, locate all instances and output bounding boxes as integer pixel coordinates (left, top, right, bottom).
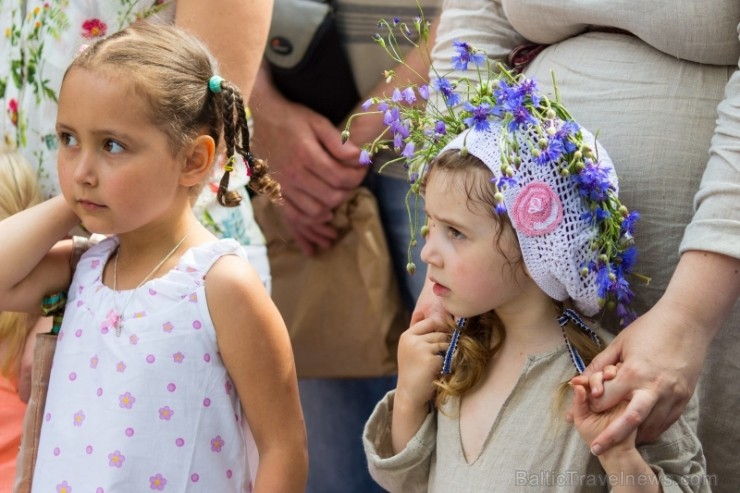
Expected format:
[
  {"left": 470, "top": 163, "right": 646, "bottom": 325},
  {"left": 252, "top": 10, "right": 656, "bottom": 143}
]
[
  {"left": 570, "top": 368, "right": 637, "bottom": 456},
  {"left": 395, "top": 318, "right": 450, "bottom": 410},
  {"left": 571, "top": 363, "right": 620, "bottom": 398}
]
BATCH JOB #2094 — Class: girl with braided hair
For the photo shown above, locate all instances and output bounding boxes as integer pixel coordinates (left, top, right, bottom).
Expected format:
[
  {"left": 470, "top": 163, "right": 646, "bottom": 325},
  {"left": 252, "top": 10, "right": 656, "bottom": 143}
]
[{"left": 0, "top": 22, "right": 306, "bottom": 492}]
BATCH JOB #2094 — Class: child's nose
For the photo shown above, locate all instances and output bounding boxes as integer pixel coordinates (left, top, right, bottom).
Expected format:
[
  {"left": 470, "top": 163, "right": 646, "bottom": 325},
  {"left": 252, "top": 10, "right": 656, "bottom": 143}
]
[
  {"left": 420, "top": 232, "right": 439, "bottom": 267},
  {"left": 73, "top": 152, "right": 98, "bottom": 187}
]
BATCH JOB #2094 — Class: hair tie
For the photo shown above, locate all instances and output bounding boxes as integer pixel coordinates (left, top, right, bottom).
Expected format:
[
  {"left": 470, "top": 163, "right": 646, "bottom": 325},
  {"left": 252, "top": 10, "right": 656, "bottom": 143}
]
[{"left": 208, "top": 75, "right": 224, "bottom": 94}]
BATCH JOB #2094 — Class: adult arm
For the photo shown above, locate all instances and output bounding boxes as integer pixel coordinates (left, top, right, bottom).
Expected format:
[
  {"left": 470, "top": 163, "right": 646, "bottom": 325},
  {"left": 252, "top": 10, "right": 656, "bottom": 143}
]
[
  {"left": 175, "top": 0, "right": 273, "bottom": 99},
  {"left": 248, "top": 18, "right": 437, "bottom": 255},
  {"left": 579, "top": 53, "right": 740, "bottom": 454},
  {"left": 249, "top": 61, "right": 366, "bottom": 255}
]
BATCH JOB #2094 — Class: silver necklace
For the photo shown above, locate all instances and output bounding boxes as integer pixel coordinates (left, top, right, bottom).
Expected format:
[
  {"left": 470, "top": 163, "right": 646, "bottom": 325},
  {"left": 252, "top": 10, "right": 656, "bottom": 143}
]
[{"left": 112, "top": 230, "right": 191, "bottom": 337}]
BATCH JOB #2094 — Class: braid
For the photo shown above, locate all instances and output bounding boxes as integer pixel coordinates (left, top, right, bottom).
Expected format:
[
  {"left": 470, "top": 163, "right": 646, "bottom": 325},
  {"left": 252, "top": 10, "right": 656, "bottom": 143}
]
[{"left": 216, "top": 81, "right": 281, "bottom": 206}]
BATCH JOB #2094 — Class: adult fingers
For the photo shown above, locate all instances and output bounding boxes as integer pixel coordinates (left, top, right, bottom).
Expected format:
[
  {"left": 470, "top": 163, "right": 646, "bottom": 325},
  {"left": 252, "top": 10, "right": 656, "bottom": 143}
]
[
  {"left": 589, "top": 389, "right": 656, "bottom": 456},
  {"left": 636, "top": 392, "right": 687, "bottom": 443}
]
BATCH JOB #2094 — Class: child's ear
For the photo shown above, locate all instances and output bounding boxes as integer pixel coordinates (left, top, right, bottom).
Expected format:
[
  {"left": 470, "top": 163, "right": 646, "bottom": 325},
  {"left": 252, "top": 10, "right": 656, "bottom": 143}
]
[{"left": 180, "top": 134, "right": 215, "bottom": 187}]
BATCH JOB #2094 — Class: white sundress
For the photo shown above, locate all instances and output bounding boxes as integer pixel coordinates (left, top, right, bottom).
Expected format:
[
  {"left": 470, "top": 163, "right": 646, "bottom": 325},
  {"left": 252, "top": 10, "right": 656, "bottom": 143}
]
[{"left": 32, "top": 237, "right": 257, "bottom": 492}]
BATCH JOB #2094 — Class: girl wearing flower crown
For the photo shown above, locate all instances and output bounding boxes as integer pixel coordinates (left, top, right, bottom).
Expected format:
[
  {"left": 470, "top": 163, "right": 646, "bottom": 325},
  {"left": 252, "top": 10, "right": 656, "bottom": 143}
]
[
  {"left": 359, "top": 66, "right": 708, "bottom": 490},
  {"left": 0, "top": 23, "right": 307, "bottom": 492}
]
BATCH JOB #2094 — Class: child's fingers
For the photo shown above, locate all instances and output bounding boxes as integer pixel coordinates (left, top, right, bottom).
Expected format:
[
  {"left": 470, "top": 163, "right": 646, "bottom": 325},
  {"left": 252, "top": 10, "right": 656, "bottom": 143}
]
[
  {"left": 570, "top": 374, "right": 588, "bottom": 387},
  {"left": 588, "top": 370, "right": 605, "bottom": 396},
  {"left": 408, "top": 317, "right": 451, "bottom": 336},
  {"left": 571, "top": 384, "right": 590, "bottom": 422},
  {"left": 602, "top": 364, "right": 619, "bottom": 381}
]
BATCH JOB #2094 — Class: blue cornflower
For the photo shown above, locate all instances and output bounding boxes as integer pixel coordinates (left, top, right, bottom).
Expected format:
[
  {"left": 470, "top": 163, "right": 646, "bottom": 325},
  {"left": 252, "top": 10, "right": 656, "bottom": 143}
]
[
  {"left": 418, "top": 84, "right": 430, "bottom": 100},
  {"left": 574, "top": 162, "right": 613, "bottom": 201},
  {"left": 508, "top": 105, "right": 536, "bottom": 131},
  {"left": 516, "top": 78, "right": 541, "bottom": 107},
  {"left": 621, "top": 210, "right": 640, "bottom": 236},
  {"left": 463, "top": 102, "right": 493, "bottom": 131},
  {"left": 377, "top": 101, "right": 389, "bottom": 112},
  {"left": 536, "top": 137, "right": 565, "bottom": 165},
  {"left": 432, "top": 77, "right": 461, "bottom": 106},
  {"left": 451, "top": 40, "right": 487, "bottom": 71},
  {"left": 580, "top": 205, "right": 610, "bottom": 224},
  {"left": 554, "top": 120, "right": 579, "bottom": 153},
  {"left": 617, "top": 245, "right": 638, "bottom": 273},
  {"left": 495, "top": 202, "right": 507, "bottom": 214},
  {"left": 361, "top": 98, "right": 374, "bottom": 111},
  {"left": 392, "top": 17, "right": 400, "bottom": 26},
  {"left": 616, "top": 303, "right": 637, "bottom": 326},
  {"left": 493, "top": 80, "right": 525, "bottom": 115},
  {"left": 595, "top": 264, "right": 611, "bottom": 300},
  {"left": 359, "top": 149, "right": 372, "bottom": 165},
  {"left": 495, "top": 175, "right": 518, "bottom": 189},
  {"left": 393, "top": 132, "right": 404, "bottom": 151}
]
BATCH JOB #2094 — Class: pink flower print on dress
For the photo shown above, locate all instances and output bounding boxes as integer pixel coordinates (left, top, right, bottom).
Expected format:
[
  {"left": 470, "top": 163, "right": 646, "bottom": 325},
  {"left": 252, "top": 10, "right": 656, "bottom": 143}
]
[
  {"left": 56, "top": 480, "right": 72, "bottom": 493},
  {"left": 192, "top": 320, "right": 202, "bottom": 330},
  {"left": 211, "top": 435, "right": 225, "bottom": 452},
  {"left": 108, "top": 450, "right": 125, "bottom": 468},
  {"left": 173, "top": 352, "right": 184, "bottom": 363},
  {"left": 225, "top": 380, "right": 233, "bottom": 395},
  {"left": 162, "top": 321, "right": 174, "bottom": 333},
  {"left": 150, "top": 473, "right": 167, "bottom": 490},
  {"left": 116, "top": 361, "right": 126, "bottom": 373},
  {"left": 119, "top": 392, "right": 136, "bottom": 409},
  {"left": 101, "top": 309, "right": 121, "bottom": 335},
  {"left": 90, "top": 259, "right": 101, "bottom": 269},
  {"left": 129, "top": 334, "right": 139, "bottom": 345},
  {"left": 188, "top": 293, "right": 198, "bottom": 303},
  {"left": 73, "top": 410, "right": 85, "bottom": 427},
  {"left": 90, "top": 355, "right": 99, "bottom": 368},
  {"left": 148, "top": 288, "right": 157, "bottom": 296},
  {"left": 81, "top": 19, "right": 107, "bottom": 39},
  {"left": 159, "top": 406, "right": 174, "bottom": 421}
]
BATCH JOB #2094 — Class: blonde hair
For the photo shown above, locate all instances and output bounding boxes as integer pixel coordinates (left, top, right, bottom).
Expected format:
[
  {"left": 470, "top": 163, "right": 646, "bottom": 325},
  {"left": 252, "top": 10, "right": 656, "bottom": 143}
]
[
  {"left": 424, "top": 150, "right": 603, "bottom": 408},
  {"left": 0, "top": 151, "right": 43, "bottom": 379},
  {"left": 68, "top": 22, "right": 281, "bottom": 204}
]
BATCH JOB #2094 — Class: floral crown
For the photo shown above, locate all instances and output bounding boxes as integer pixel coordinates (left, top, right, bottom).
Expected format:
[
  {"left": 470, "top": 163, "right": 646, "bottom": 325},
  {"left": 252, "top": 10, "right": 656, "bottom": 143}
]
[{"left": 343, "top": 14, "right": 643, "bottom": 325}]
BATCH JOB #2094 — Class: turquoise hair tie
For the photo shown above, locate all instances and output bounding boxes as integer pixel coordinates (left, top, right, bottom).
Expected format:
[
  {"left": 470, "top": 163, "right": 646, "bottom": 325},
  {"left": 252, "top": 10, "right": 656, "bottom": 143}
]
[{"left": 208, "top": 75, "right": 224, "bottom": 94}]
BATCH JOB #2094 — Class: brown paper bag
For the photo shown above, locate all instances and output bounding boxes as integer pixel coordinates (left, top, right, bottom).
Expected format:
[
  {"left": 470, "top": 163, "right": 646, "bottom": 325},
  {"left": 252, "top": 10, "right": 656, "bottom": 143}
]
[
  {"left": 253, "top": 187, "right": 408, "bottom": 378},
  {"left": 14, "top": 332, "right": 56, "bottom": 493}
]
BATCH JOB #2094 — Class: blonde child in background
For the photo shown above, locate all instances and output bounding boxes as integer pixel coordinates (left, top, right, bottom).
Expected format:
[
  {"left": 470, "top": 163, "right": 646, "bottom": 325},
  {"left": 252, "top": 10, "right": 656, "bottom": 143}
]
[
  {"left": 0, "top": 151, "right": 50, "bottom": 492},
  {"left": 355, "top": 42, "right": 708, "bottom": 489},
  {"left": 0, "top": 23, "right": 307, "bottom": 493}
]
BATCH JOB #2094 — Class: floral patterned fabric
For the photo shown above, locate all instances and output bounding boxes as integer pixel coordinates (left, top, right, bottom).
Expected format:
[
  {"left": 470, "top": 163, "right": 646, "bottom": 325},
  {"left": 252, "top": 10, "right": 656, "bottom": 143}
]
[
  {"left": 0, "top": 0, "right": 268, "bottom": 259},
  {"left": 32, "top": 237, "right": 257, "bottom": 492}
]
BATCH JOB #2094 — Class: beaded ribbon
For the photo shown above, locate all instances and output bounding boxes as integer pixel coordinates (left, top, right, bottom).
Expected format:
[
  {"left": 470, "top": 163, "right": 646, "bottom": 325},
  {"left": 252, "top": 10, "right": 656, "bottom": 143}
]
[{"left": 41, "top": 290, "right": 67, "bottom": 335}]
